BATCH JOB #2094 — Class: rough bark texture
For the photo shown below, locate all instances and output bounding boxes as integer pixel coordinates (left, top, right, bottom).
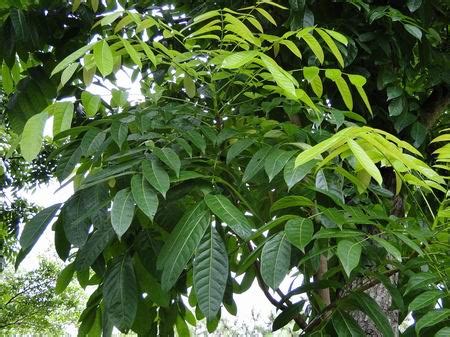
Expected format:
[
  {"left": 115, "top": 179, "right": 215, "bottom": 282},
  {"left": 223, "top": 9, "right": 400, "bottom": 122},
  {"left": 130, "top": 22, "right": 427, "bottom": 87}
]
[{"left": 350, "top": 275, "right": 399, "bottom": 336}]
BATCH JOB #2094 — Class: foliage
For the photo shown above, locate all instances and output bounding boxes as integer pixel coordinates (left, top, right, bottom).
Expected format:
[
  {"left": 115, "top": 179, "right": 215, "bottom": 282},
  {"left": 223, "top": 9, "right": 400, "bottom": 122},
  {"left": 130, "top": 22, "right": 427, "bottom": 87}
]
[
  {"left": 0, "top": 259, "right": 85, "bottom": 334},
  {"left": 1, "top": 0, "right": 449, "bottom": 336}
]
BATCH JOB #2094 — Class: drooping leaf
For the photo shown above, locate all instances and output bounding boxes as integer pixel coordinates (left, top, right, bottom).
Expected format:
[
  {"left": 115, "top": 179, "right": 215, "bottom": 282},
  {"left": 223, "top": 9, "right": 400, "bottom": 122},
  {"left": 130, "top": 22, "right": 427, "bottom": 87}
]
[
  {"left": 158, "top": 202, "right": 210, "bottom": 290},
  {"left": 130, "top": 174, "right": 159, "bottom": 220},
  {"left": 226, "top": 138, "right": 255, "bottom": 164},
  {"left": 111, "top": 188, "right": 135, "bottom": 239},
  {"left": 260, "top": 233, "right": 291, "bottom": 289},
  {"left": 408, "top": 290, "right": 442, "bottom": 311},
  {"left": 103, "top": 255, "right": 138, "bottom": 332},
  {"left": 264, "top": 149, "right": 296, "bottom": 182},
  {"left": 332, "top": 310, "right": 365, "bottom": 337},
  {"left": 55, "top": 262, "right": 75, "bottom": 294},
  {"left": 284, "top": 158, "right": 316, "bottom": 190},
  {"left": 371, "top": 236, "right": 402, "bottom": 262},
  {"left": 272, "top": 301, "right": 305, "bottom": 332},
  {"left": 185, "top": 130, "right": 206, "bottom": 154},
  {"left": 336, "top": 240, "right": 361, "bottom": 276},
  {"left": 415, "top": 309, "right": 450, "bottom": 335},
  {"left": 49, "top": 102, "right": 74, "bottom": 135},
  {"left": 94, "top": 40, "right": 114, "bottom": 77},
  {"left": 20, "top": 112, "right": 48, "bottom": 162},
  {"left": 284, "top": 217, "right": 314, "bottom": 252},
  {"left": 193, "top": 227, "right": 229, "bottom": 320},
  {"left": 19, "top": 203, "right": 61, "bottom": 252},
  {"left": 142, "top": 159, "right": 170, "bottom": 198},
  {"left": 347, "top": 138, "right": 383, "bottom": 185},
  {"left": 81, "top": 91, "right": 101, "bottom": 117},
  {"left": 346, "top": 293, "right": 394, "bottom": 337},
  {"left": 222, "top": 51, "right": 258, "bottom": 69},
  {"left": 121, "top": 38, "right": 142, "bottom": 68},
  {"left": 75, "top": 225, "right": 115, "bottom": 271},
  {"left": 242, "top": 146, "right": 271, "bottom": 183},
  {"left": 111, "top": 121, "right": 128, "bottom": 149},
  {"left": 204, "top": 194, "right": 253, "bottom": 240},
  {"left": 153, "top": 147, "right": 181, "bottom": 177}
]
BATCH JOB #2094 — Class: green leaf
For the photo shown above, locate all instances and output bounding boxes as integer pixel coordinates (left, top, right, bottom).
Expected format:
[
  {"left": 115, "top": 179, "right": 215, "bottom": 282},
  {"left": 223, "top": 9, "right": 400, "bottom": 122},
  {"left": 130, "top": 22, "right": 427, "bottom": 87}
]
[
  {"left": 93, "top": 40, "right": 114, "bottom": 77},
  {"left": 52, "top": 44, "right": 95, "bottom": 76},
  {"left": 337, "top": 240, "right": 361, "bottom": 276},
  {"left": 153, "top": 147, "right": 181, "bottom": 177},
  {"left": 10, "top": 9, "right": 28, "bottom": 41},
  {"left": 256, "top": 7, "right": 277, "bottom": 26},
  {"left": 279, "top": 40, "right": 302, "bottom": 59},
  {"left": 48, "top": 102, "right": 74, "bottom": 135},
  {"left": 75, "top": 225, "right": 115, "bottom": 270},
  {"left": 242, "top": 146, "right": 271, "bottom": 183},
  {"left": 303, "top": 66, "right": 320, "bottom": 81},
  {"left": 316, "top": 28, "right": 344, "bottom": 67},
  {"left": 347, "top": 293, "right": 394, "bottom": 337},
  {"left": 103, "top": 255, "right": 138, "bottom": 333},
  {"left": 324, "top": 29, "right": 348, "bottom": 45},
  {"left": 81, "top": 91, "right": 101, "bottom": 117},
  {"left": 20, "top": 111, "right": 48, "bottom": 162},
  {"left": 406, "top": 0, "right": 422, "bottom": 12},
  {"left": 185, "top": 130, "right": 206, "bottom": 154},
  {"left": 111, "top": 121, "right": 128, "bottom": 149},
  {"left": 60, "top": 63, "right": 79, "bottom": 87},
  {"left": 284, "top": 158, "right": 316, "bottom": 190},
  {"left": 193, "top": 227, "right": 229, "bottom": 320},
  {"left": 403, "top": 24, "right": 422, "bottom": 40},
  {"left": 335, "top": 76, "right": 353, "bottom": 110},
  {"left": 371, "top": 236, "right": 402, "bottom": 262},
  {"left": 158, "top": 202, "right": 210, "bottom": 290},
  {"left": 260, "top": 54, "right": 296, "bottom": 98},
  {"left": 284, "top": 217, "right": 314, "bottom": 252},
  {"left": 260, "top": 233, "right": 291, "bottom": 289},
  {"left": 111, "top": 188, "right": 135, "bottom": 239},
  {"left": 332, "top": 310, "right": 365, "bottom": 337},
  {"left": 404, "top": 272, "right": 439, "bottom": 295},
  {"left": 298, "top": 31, "right": 324, "bottom": 63},
  {"left": 142, "top": 159, "right": 170, "bottom": 198},
  {"left": 19, "top": 204, "right": 61, "bottom": 251},
  {"left": 184, "top": 74, "right": 196, "bottom": 98},
  {"left": 271, "top": 196, "right": 314, "bottom": 213},
  {"left": 226, "top": 139, "right": 255, "bottom": 164},
  {"left": 436, "top": 327, "right": 450, "bottom": 337},
  {"left": 388, "top": 97, "right": 404, "bottom": 117},
  {"left": 264, "top": 149, "right": 296, "bottom": 182},
  {"left": 2, "top": 63, "right": 13, "bottom": 94},
  {"left": 204, "top": 194, "right": 253, "bottom": 240},
  {"left": 55, "top": 262, "right": 75, "bottom": 294},
  {"left": 272, "top": 301, "right": 304, "bottom": 331},
  {"left": 224, "top": 14, "right": 259, "bottom": 46},
  {"left": 133, "top": 256, "right": 169, "bottom": 307},
  {"left": 314, "top": 229, "right": 364, "bottom": 239},
  {"left": 131, "top": 175, "right": 158, "bottom": 220},
  {"left": 121, "top": 38, "right": 142, "bottom": 68},
  {"left": 222, "top": 51, "right": 258, "bottom": 69},
  {"left": 408, "top": 290, "right": 442, "bottom": 311},
  {"left": 347, "top": 138, "right": 383, "bottom": 185},
  {"left": 80, "top": 129, "right": 106, "bottom": 156},
  {"left": 416, "top": 309, "right": 450, "bottom": 335},
  {"left": 175, "top": 315, "right": 190, "bottom": 337}
]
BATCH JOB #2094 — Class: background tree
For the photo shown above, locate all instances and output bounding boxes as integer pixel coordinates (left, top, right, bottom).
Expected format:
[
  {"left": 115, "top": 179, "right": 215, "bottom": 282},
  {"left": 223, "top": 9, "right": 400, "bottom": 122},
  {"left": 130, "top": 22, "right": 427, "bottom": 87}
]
[
  {"left": 0, "top": 259, "right": 85, "bottom": 334},
  {"left": 1, "top": 0, "right": 449, "bottom": 336}
]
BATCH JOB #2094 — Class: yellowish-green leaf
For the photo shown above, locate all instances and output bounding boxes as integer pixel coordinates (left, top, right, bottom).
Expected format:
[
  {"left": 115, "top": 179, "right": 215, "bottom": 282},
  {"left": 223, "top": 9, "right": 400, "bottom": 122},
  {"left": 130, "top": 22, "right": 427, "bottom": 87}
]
[
  {"left": 222, "top": 51, "right": 258, "bottom": 69},
  {"left": 347, "top": 138, "right": 382, "bottom": 185},
  {"left": 93, "top": 40, "right": 114, "bottom": 77},
  {"left": 298, "top": 31, "right": 324, "bottom": 63},
  {"left": 2, "top": 63, "right": 13, "bottom": 94},
  {"left": 260, "top": 54, "right": 296, "bottom": 98},
  {"left": 121, "top": 38, "right": 142, "bottom": 69},
  {"left": 46, "top": 102, "right": 74, "bottom": 135},
  {"left": 60, "top": 63, "right": 79, "bottom": 87},
  {"left": 296, "top": 89, "right": 318, "bottom": 111},
  {"left": 81, "top": 91, "right": 101, "bottom": 117},
  {"left": 311, "top": 76, "right": 323, "bottom": 97},
  {"left": 184, "top": 75, "right": 196, "bottom": 98},
  {"left": 279, "top": 40, "right": 302, "bottom": 59},
  {"left": 20, "top": 112, "right": 48, "bottom": 162},
  {"left": 114, "top": 14, "right": 134, "bottom": 33},
  {"left": 335, "top": 77, "right": 353, "bottom": 111},
  {"left": 138, "top": 39, "right": 157, "bottom": 67},
  {"left": 324, "top": 29, "right": 348, "bottom": 45},
  {"left": 256, "top": 7, "right": 277, "bottom": 26},
  {"left": 247, "top": 17, "right": 264, "bottom": 33},
  {"left": 316, "top": 28, "right": 344, "bottom": 67},
  {"left": 224, "top": 14, "right": 260, "bottom": 46}
]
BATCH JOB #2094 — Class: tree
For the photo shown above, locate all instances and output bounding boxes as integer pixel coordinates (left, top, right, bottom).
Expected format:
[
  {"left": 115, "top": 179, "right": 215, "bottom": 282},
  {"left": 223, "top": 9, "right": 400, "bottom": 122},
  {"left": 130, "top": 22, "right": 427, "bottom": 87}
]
[
  {"left": 1, "top": 0, "right": 449, "bottom": 336},
  {"left": 0, "top": 259, "right": 85, "bottom": 334}
]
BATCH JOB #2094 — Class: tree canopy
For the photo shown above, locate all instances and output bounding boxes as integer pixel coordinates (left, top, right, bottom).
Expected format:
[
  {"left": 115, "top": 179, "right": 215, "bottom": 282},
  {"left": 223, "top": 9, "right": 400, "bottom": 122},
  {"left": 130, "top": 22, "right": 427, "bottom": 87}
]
[
  {"left": 1, "top": 0, "right": 449, "bottom": 336},
  {"left": 0, "top": 259, "right": 84, "bottom": 334}
]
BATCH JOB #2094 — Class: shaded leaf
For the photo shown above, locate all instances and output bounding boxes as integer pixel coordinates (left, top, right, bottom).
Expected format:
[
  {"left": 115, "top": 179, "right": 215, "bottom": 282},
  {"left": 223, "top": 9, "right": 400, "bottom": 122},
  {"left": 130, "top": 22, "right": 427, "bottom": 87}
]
[
  {"left": 111, "top": 188, "right": 135, "bottom": 239},
  {"left": 260, "top": 233, "right": 291, "bottom": 289}
]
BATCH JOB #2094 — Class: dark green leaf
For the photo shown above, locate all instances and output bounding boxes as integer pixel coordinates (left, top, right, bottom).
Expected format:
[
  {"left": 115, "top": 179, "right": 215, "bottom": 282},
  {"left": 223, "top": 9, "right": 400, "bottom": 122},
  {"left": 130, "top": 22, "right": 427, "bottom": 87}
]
[
  {"left": 272, "top": 301, "right": 304, "bottom": 332},
  {"left": 157, "top": 202, "right": 210, "bottom": 290},
  {"left": 226, "top": 138, "right": 255, "bottom": 164},
  {"left": 260, "top": 233, "right": 291, "bottom": 289},
  {"left": 285, "top": 217, "right": 314, "bottom": 252},
  {"left": 337, "top": 240, "right": 361, "bottom": 276},
  {"left": 111, "top": 188, "right": 135, "bottom": 239},
  {"left": 416, "top": 309, "right": 450, "bottom": 335},
  {"left": 242, "top": 146, "right": 271, "bottom": 182},
  {"left": 193, "top": 227, "right": 229, "bottom": 320},
  {"left": 131, "top": 174, "right": 159, "bottom": 220},
  {"left": 111, "top": 121, "right": 128, "bottom": 148},
  {"left": 204, "top": 194, "right": 253, "bottom": 240},
  {"left": 284, "top": 158, "right": 316, "bottom": 191},
  {"left": 409, "top": 290, "right": 442, "bottom": 311},
  {"left": 264, "top": 149, "right": 296, "bottom": 182},
  {"left": 103, "top": 255, "right": 138, "bottom": 332},
  {"left": 332, "top": 310, "right": 365, "bottom": 337},
  {"left": 142, "top": 159, "right": 170, "bottom": 198},
  {"left": 55, "top": 262, "right": 75, "bottom": 294},
  {"left": 153, "top": 147, "right": 181, "bottom": 177}
]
